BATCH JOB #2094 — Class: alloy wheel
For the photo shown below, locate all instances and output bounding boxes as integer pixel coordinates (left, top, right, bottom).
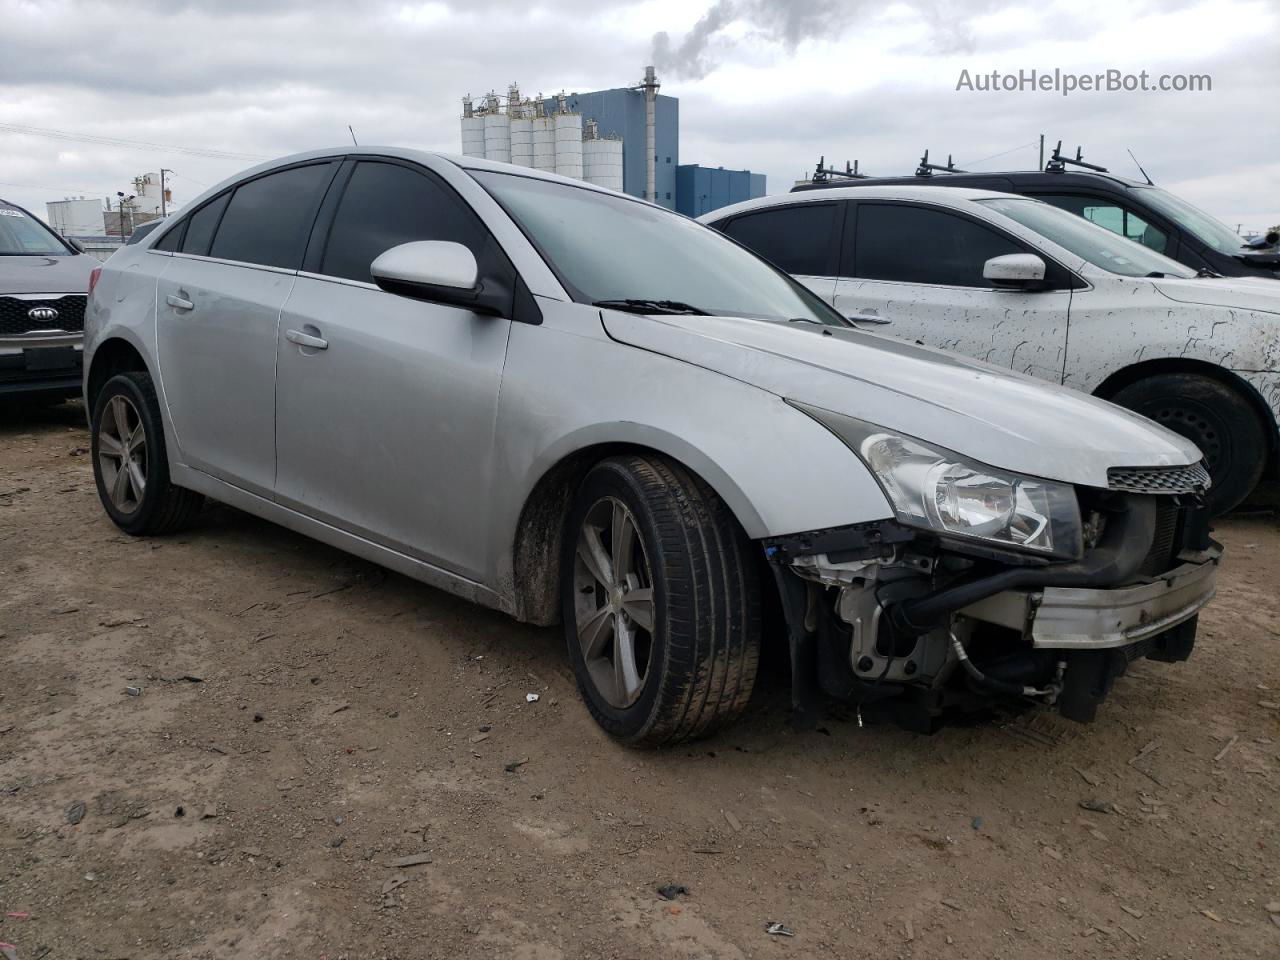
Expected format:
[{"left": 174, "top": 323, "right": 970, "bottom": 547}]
[
  {"left": 572, "top": 496, "right": 656, "bottom": 708},
  {"left": 97, "top": 394, "right": 147, "bottom": 514}
]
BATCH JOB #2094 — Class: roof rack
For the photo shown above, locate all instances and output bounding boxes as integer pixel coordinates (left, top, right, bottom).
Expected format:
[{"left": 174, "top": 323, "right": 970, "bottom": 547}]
[
  {"left": 914, "top": 150, "right": 967, "bottom": 177},
  {"left": 1044, "top": 141, "right": 1108, "bottom": 173},
  {"left": 811, "top": 156, "right": 871, "bottom": 183}
]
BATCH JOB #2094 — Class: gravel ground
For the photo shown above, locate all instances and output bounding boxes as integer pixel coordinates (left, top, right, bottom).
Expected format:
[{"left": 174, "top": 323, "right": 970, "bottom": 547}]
[{"left": 2, "top": 401, "right": 1279, "bottom": 960}]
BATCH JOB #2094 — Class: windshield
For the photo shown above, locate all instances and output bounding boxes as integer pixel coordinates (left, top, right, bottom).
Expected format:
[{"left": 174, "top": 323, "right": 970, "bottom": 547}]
[
  {"left": 0, "top": 205, "right": 70, "bottom": 256},
  {"left": 977, "top": 197, "right": 1196, "bottom": 278},
  {"left": 1135, "top": 186, "right": 1247, "bottom": 254},
  {"left": 471, "top": 171, "right": 847, "bottom": 325}
]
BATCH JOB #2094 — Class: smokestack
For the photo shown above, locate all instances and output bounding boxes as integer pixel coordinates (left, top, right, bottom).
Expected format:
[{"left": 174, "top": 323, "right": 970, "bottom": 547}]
[{"left": 642, "top": 65, "right": 659, "bottom": 203}]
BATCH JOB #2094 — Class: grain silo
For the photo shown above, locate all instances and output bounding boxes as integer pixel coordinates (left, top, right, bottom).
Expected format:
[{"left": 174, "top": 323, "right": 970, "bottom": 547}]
[
  {"left": 552, "top": 94, "right": 583, "bottom": 180},
  {"left": 531, "top": 98, "right": 557, "bottom": 173},
  {"left": 582, "top": 122, "right": 624, "bottom": 192},
  {"left": 482, "top": 92, "right": 510, "bottom": 163},
  {"left": 460, "top": 96, "right": 486, "bottom": 158},
  {"left": 508, "top": 88, "right": 534, "bottom": 169}
]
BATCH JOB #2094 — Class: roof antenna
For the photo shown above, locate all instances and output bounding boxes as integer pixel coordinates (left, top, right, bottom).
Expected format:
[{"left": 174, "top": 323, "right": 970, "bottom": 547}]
[
  {"left": 1127, "top": 148, "right": 1153, "bottom": 185},
  {"left": 348, "top": 125, "right": 359, "bottom": 146}
]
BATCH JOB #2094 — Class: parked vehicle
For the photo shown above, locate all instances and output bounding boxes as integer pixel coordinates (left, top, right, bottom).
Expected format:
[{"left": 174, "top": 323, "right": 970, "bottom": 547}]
[
  {"left": 1, "top": 198, "right": 99, "bottom": 401},
  {"left": 703, "top": 185, "right": 1280, "bottom": 515},
  {"left": 792, "top": 162, "right": 1280, "bottom": 281},
  {"left": 86, "top": 149, "right": 1220, "bottom": 741}
]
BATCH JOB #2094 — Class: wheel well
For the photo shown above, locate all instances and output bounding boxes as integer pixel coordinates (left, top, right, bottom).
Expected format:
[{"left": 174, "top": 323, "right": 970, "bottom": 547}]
[
  {"left": 87, "top": 339, "right": 149, "bottom": 413},
  {"left": 1092, "top": 358, "right": 1279, "bottom": 478},
  {"left": 510, "top": 443, "right": 763, "bottom": 627}
]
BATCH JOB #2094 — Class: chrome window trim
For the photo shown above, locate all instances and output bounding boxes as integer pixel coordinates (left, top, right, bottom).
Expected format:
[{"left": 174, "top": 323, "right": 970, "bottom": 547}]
[
  {"left": 147, "top": 251, "right": 298, "bottom": 276},
  {"left": 1, "top": 292, "right": 89, "bottom": 300},
  {"left": 295, "top": 270, "right": 380, "bottom": 291}
]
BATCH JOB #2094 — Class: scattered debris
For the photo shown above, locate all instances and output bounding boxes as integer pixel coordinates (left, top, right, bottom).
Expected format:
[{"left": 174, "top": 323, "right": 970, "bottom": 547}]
[
  {"left": 1043, "top": 846, "right": 1064, "bottom": 861},
  {"left": 504, "top": 758, "right": 529, "bottom": 773},
  {"left": 690, "top": 847, "right": 723, "bottom": 855},
  {"left": 971, "top": 816, "right": 984, "bottom": 830},
  {"left": 331, "top": 702, "right": 350, "bottom": 714},
  {"left": 904, "top": 918, "right": 915, "bottom": 942},
  {"left": 1214, "top": 735, "right": 1239, "bottom": 762},
  {"left": 469, "top": 732, "right": 490, "bottom": 744},
  {"left": 1201, "top": 909, "right": 1222, "bottom": 922},
  {"left": 1129, "top": 739, "right": 1161, "bottom": 765},
  {"left": 1119, "top": 904, "right": 1144, "bottom": 918},
  {"left": 329, "top": 836, "right": 346, "bottom": 848},
  {"left": 764, "top": 922, "right": 795, "bottom": 937},
  {"left": 723, "top": 810, "right": 743, "bottom": 832},
  {"left": 382, "top": 875, "right": 410, "bottom": 895},
  {"left": 1, "top": 939, "right": 19, "bottom": 960},
  {"left": 388, "top": 853, "right": 432, "bottom": 868},
  {"left": 124, "top": 686, "right": 142, "bottom": 697},
  {"left": 1074, "top": 767, "right": 1103, "bottom": 787},
  {"left": 656, "top": 883, "right": 688, "bottom": 901},
  {"left": 940, "top": 898, "right": 963, "bottom": 911},
  {"left": 525, "top": 693, "right": 540, "bottom": 703},
  {"left": 65, "top": 800, "right": 86, "bottom": 825},
  {"left": 1258, "top": 701, "right": 1279, "bottom": 711}
]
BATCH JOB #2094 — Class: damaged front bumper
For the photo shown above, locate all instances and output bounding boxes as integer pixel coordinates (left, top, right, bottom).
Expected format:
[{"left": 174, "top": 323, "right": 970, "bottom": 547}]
[
  {"left": 764, "top": 494, "right": 1222, "bottom": 732},
  {"left": 959, "top": 548, "right": 1220, "bottom": 649}
]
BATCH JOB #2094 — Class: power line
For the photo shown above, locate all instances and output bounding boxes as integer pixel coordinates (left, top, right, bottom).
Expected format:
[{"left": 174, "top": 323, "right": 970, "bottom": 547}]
[
  {"left": 0, "top": 121, "right": 267, "bottom": 162},
  {"left": 0, "top": 178, "right": 116, "bottom": 198},
  {"left": 958, "top": 141, "right": 1039, "bottom": 169}
]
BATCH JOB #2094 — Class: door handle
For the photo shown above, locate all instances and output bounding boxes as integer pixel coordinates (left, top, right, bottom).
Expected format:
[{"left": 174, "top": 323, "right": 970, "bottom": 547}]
[
  {"left": 848, "top": 312, "right": 892, "bottom": 325},
  {"left": 286, "top": 329, "right": 329, "bottom": 350},
  {"left": 166, "top": 294, "right": 195, "bottom": 311}
]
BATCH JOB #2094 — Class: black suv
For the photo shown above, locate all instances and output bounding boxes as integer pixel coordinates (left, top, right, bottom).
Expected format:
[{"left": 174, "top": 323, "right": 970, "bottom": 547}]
[{"left": 793, "top": 162, "right": 1280, "bottom": 281}]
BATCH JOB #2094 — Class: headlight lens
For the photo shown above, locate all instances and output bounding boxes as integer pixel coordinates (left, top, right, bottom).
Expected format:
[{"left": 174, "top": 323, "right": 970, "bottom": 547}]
[{"left": 793, "top": 403, "right": 1082, "bottom": 558}]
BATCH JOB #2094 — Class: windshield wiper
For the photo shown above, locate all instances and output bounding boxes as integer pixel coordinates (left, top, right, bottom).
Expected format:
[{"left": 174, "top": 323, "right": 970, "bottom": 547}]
[{"left": 592, "top": 299, "right": 708, "bottom": 316}]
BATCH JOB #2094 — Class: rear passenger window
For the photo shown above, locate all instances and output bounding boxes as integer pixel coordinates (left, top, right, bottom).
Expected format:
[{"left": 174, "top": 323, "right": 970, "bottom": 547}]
[
  {"left": 209, "top": 163, "right": 334, "bottom": 269},
  {"left": 852, "top": 203, "right": 1024, "bottom": 287},
  {"left": 179, "top": 193, "right": 229, "bottom": 257},
  {"left": 318, "top": 161, "right": 488, "bottom": 283},
  {"left": 718, "top": 204, "right": 837, "bottom": 276},
  {"left": 153, "top": 220, "right": 185, "bottom": 252}
]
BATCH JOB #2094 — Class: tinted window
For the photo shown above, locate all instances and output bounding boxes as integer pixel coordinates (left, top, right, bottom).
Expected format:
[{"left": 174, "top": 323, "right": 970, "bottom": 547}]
[
  {"left": 180, "top": 193, "right": 230, "bottom": 256},
  {"left": 126, "top": 219, "right": 163, "bottom": 245},
  {"left": 719, "top": 204, "right": 837, "bottom": 275},
  {"left": 209, "top": 163, "right": 333, "bottom": 269},
  {"left": 853, "top": 203, "right": 1023, "bottom": 287},
  {"left": 319, "top": 161, "right": 487, "bottom": 283},
  {"left": 153, "top": 219, "right": 184, "bottom": 251},
  {"left": 1034, "top": 194, "right": 1168, "bottom": 253}
]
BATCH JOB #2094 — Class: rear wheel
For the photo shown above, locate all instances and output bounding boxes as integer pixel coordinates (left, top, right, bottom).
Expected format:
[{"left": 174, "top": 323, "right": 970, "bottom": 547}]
[
  {"left": 1110, "top": 373, "right": 1266, "bottom": 515},
  {"left": 91, "top": 371, "right": 203, "bottom": 535},
  {"left": 561, "top": 455, "right": 761, "bottom": 747}
]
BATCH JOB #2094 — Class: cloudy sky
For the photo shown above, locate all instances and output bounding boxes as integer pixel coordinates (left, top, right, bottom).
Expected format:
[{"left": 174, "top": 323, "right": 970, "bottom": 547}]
[{"left": 2, "top": 0, "right": 1277, "bottom": 231}]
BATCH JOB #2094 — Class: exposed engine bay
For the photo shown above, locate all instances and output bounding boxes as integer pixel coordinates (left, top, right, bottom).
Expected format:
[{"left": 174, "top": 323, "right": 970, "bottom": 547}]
[{"left": 764, "top": 490, "right": 1221, "bottom": 733}]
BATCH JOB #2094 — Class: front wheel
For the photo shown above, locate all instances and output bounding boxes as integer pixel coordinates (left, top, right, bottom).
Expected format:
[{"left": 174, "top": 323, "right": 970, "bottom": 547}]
[
  {"left": 1110, "top": 373, "right": 1266, "bottom": 515},
  {"left": 561, "top": 455, "right": 761, "bottom": 747},
  {"left": 91, "top": 371, "right": 203, "bottom": 535}
]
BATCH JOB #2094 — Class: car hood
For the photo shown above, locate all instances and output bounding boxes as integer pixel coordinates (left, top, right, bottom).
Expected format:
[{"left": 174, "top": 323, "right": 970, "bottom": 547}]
[
  {"left": 0, "top": 254, "right": 98, "bottom": 294},
  {"left": 602, "top": 312, "right": 1201, "bottom": 489},
  {"left": 1152, "top": 275, "right": 1280, "bottom": 314}
]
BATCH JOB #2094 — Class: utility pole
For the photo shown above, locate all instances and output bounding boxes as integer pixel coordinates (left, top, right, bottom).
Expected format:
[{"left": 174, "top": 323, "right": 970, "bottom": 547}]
[
  {"left": 160, "top": 168, "right": 172, "bottom": 216},
  {"left": 1039, "top": 134, "right": 1045, "bottom": 170}
]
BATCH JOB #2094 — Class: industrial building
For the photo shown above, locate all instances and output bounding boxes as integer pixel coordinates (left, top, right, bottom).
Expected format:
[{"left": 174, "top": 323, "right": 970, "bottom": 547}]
[
  {"left": 44, "top": 172, "right": 174, "bottom": 259},
  {"left": 460, "top": 67, "right": 763, "bottom": 215}
]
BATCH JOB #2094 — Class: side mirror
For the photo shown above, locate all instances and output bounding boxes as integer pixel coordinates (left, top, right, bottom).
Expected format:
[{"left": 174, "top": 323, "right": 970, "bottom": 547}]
[
  {"left": 371, "top": 241, "right": 507, "bottom": 315},
  {"left": 66, "top": 237, "right": 86, "bottom": 254},
  {"left": 983, "top": 253, "right": 1047, "bottom": 290}
]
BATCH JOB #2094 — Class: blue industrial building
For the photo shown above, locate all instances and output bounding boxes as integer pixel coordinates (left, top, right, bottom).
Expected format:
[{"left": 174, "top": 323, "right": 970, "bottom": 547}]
[
  {"left": 556, "top": 87, "right": 680, "bottom": 209},
  {"left": 675, "top": 165, "right": 767, "bottom": 217}
]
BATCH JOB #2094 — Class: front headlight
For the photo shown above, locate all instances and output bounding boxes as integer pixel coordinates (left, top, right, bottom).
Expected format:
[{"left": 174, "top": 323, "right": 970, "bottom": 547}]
[{"left": 791, "top": 402, "right": 1082, "bottom": 559}]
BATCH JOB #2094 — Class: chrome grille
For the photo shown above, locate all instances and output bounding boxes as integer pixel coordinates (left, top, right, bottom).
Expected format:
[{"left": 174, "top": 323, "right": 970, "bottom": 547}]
[{"left": 1107, "top": 462, "right": 1211, "bottom": 496}]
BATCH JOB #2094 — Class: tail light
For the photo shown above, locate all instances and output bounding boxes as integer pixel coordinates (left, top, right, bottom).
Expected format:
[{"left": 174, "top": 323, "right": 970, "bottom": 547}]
[{"left": 88, "top": 266, "right": 102, "bottom": 296}]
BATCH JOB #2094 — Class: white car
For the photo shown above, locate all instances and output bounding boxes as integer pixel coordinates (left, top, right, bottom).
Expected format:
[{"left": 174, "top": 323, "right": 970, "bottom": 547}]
[{"left": 702, "top": 186, "right": 1280, "bottom": 514}]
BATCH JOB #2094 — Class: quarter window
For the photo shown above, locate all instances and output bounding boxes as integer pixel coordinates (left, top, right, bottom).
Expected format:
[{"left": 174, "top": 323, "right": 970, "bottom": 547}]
[
  {"left": 718, "top": 204, "right": 837, "bottom": 276},
  {"left": 179, "top": 193, "right": 230, "bottom": 257},
  {"left": 852, "top": 203, "right": 1023, "bottom": 287},
  {"left": 208, "top": 163, "right": 334, "bottom": 269},
  {"left": 318, "top": 161, "right": 488, "bottom": 283},
  {"left": 1033, "top": 194, "right": 1169, "bottom": 253}
]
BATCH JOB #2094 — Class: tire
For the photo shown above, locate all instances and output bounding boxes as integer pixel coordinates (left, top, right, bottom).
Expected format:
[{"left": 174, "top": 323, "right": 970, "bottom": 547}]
[
  {"left": 561, "top": 455, "right": 761, "bottom": 747},
  {"left": 91, "top": 371, "right": 203, "bottom": 535},
  {"left": 1110, "top": 373, "right": 1266, "bottom": 515}
]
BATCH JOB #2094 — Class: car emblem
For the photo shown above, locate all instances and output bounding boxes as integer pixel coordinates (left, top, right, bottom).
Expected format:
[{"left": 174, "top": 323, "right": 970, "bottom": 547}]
[{"left": 28, "top": 306, "right": 60, "bottom": 323}]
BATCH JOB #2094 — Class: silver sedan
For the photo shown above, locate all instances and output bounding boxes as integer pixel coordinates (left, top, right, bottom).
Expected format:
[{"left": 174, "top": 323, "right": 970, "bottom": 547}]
[{"left": 83, "top": 148, "right": 1220, "bottom": 743}]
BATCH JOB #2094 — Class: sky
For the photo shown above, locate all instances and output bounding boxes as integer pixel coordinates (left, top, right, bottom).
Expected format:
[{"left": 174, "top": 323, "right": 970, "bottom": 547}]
[{"left": 1, "top": 0, "right": 1277, "bottom": 232}]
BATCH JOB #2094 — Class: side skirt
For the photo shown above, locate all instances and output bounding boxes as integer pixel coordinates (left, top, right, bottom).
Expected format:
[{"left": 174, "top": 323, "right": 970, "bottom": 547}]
[{"left": 171, "top": 463, "right": 511, "bottom": 616}]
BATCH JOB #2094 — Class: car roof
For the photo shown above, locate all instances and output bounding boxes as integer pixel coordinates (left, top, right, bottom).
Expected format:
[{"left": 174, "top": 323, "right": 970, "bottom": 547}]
[
  {"left": 792, "top": 169, "right": 1147, "bottom": 193},
  {"left": 700, "top": 183, "right": 1023, "bottom": 222}
]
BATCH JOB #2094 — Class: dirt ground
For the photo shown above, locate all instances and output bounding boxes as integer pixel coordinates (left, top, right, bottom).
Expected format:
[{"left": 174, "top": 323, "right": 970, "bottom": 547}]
[{"left": 2, "top": 401, "right": 1279, "bottom": 960}]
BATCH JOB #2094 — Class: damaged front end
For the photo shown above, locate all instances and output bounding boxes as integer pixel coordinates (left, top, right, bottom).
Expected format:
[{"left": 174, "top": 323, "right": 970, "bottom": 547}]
[{"left": 764, "top": 479, "right": 1221, "bottom": 734}]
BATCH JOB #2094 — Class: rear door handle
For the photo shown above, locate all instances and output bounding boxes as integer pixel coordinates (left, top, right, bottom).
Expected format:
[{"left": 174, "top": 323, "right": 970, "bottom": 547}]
[
  {"left": 286, "top": 329, "right": 329, "bottom": 350},
  {"left": 166, "top": 294, "right": 194, "bottom": 311},
  {"left": 848, "top": 312, "right": 892, "bottom": 325}
]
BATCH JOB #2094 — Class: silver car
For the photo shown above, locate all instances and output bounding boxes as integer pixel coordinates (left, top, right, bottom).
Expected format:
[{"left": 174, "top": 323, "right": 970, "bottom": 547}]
[
  {"left": 1, "top": 198, "right": 99, "bottom": 401},
  {"left": 84, "top": 149, "right": 1221, "bottom": 743}
]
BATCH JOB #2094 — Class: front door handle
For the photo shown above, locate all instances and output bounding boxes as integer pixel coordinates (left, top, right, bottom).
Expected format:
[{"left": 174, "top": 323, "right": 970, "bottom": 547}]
[
  {"left": 286, "top": 329, "right": 329, "bottom": 350},
  {"left": 848, "top": 311, "right": 892, "bottom": 325},
  {"left": 166, "top": 294, "right": 195, "bottom": 311}
]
